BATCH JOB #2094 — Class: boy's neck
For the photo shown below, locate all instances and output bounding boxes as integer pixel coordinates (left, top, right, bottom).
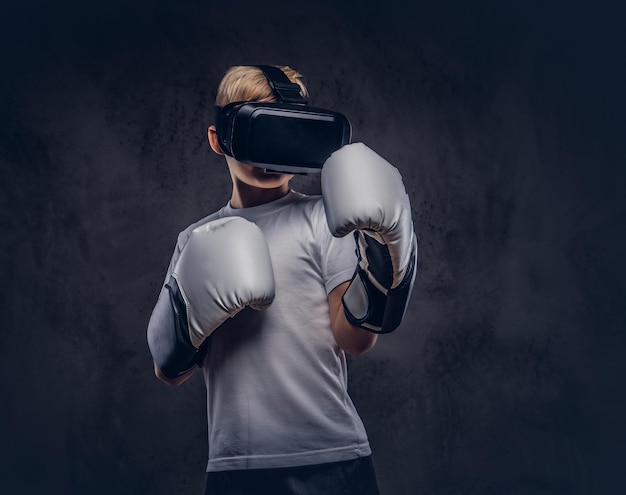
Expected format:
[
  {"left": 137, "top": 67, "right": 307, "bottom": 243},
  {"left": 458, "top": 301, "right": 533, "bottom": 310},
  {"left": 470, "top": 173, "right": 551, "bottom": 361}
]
[{"left": 229, "top": 181, "right": 290, "bottom": 209}]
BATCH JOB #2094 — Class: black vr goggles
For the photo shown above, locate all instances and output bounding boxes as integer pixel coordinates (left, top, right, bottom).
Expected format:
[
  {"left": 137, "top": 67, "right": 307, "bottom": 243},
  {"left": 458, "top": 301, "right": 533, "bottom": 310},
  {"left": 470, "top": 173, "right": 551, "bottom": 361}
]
[{"left": 214, "top": 65, "right": 352, "bottom": 174}]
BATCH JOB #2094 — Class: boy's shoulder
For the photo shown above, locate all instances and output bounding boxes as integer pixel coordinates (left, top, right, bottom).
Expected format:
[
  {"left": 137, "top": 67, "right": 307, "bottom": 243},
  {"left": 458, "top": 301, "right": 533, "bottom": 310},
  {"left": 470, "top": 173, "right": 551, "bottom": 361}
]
[{"left": 174, "top": 207, "right": 226, "bottom": 252}]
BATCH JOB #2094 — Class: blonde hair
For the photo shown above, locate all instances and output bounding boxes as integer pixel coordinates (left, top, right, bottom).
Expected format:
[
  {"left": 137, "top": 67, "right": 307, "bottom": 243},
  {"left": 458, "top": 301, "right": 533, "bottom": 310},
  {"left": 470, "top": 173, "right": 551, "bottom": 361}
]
[{"left": 215, "top": 65, "right": 309, "bottom": 108}]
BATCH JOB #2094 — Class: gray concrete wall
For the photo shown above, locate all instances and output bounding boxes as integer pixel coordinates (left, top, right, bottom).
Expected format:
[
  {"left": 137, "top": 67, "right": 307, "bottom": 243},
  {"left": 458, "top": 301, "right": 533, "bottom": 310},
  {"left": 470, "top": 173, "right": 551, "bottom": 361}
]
[{"left": 1, "top": 0, "right": 625, "bottom": 493}]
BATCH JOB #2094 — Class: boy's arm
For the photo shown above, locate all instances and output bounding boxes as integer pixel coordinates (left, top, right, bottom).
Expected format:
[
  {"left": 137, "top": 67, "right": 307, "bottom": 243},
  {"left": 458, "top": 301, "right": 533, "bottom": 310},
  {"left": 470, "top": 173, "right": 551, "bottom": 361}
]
[
  {"left": 154, "top": 362, "right": 196, "bottom": 386},
  {"left": 329, "top": 281, "right": 378, "bottom": 355}
]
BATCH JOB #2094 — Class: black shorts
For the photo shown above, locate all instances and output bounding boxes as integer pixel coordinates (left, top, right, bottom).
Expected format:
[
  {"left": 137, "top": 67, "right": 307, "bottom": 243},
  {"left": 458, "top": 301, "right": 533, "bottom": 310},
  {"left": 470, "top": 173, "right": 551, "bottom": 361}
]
[{"left": 204, "top": 456, "right": 380, "bottom": 495}]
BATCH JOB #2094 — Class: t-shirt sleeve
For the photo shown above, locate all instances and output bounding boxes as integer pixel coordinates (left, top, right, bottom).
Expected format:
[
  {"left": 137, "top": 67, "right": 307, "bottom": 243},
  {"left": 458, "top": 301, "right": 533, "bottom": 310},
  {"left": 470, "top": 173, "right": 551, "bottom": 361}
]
[{"left": 316, "top": 200, "right": 357, "bottom": 295}]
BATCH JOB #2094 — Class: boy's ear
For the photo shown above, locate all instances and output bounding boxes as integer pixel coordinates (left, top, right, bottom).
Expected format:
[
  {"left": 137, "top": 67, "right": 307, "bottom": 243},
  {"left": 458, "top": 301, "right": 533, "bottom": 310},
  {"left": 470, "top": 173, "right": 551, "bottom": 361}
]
[{"left": 208, "top": 125, "right": 225, "bottom": 155}]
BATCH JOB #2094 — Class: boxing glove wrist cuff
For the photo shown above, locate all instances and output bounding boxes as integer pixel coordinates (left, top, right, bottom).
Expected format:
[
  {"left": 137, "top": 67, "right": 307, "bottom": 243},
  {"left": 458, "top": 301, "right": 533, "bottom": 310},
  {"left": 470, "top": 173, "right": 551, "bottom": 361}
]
[
  {"left": 158, "top": 277, "right": 206, "bottom": 379},
  {"left": 342, "top": 236, "right": 417, "bottom": 334}
]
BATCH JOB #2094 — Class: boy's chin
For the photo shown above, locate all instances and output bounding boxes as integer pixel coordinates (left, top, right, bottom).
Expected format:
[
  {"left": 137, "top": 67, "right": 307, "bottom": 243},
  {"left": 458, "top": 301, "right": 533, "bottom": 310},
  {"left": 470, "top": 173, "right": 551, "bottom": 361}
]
[
  {"left": 229, "top": 158, "right": 293, "bottom": 187},
  {"left": 246, "top": 174, "right": 293, "bottom": 190},
  {"left": 262, "top": 168, "right": 285, "bottom": 175},
  {"left": 250, "top": 166, "right": 292, "bottom": 182}
]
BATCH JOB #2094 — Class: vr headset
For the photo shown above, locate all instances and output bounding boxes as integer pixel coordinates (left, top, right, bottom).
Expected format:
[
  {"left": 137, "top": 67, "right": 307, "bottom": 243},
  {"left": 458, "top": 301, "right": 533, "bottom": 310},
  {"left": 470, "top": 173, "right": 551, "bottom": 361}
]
[{"left": 214, "top": 65, "right": 352, "bottom": 174}]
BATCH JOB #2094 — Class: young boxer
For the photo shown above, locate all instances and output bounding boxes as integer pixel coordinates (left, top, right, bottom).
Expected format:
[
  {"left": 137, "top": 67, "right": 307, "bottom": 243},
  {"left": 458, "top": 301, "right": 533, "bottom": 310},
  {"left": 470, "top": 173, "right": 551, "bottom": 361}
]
[{"left": 147, "top": 65, "right": 417, "bottom": 495}]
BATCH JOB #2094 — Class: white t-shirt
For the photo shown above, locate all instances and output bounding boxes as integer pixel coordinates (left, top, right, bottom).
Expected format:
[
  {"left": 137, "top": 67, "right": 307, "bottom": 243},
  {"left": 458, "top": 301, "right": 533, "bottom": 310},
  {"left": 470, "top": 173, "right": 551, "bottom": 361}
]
[{"left": 164, "top": 190, "right": 371, "bottom": 472}]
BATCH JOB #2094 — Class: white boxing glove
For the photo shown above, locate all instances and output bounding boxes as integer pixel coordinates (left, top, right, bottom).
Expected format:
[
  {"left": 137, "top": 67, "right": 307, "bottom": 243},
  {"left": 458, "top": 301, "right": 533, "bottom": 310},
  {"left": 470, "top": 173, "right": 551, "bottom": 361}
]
[
  {"left": 148, "top": 216, "right": 275, "bottom": 378},
  {"left": 322, "top": 143, "right": 417, "bottom": 333}
]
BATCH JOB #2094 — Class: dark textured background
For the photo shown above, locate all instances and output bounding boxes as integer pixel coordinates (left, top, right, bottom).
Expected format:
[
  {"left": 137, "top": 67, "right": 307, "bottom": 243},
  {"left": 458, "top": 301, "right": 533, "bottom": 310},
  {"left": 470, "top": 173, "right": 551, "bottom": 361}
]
[{"left": 1, "top": 0, "right": 625, "bottom": 493}]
